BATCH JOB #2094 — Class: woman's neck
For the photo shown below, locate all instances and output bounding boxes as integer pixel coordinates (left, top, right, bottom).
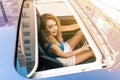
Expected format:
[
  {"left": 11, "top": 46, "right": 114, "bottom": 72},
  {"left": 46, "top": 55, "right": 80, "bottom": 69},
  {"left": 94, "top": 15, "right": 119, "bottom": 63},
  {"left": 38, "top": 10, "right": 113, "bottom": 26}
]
[{"left": 49, "top": 35, "right": 58, "bottom": 42}]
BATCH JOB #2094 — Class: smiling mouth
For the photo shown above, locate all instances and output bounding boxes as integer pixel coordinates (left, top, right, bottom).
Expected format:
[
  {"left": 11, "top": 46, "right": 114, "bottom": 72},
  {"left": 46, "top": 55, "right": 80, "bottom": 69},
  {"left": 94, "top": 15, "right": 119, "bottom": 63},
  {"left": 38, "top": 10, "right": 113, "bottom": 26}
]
[
  {"left": 53, "top": 31, "right": 57, "bottom": 33},
  {"left": 52, "top": 32, "right": 57, "bottom": 35}
]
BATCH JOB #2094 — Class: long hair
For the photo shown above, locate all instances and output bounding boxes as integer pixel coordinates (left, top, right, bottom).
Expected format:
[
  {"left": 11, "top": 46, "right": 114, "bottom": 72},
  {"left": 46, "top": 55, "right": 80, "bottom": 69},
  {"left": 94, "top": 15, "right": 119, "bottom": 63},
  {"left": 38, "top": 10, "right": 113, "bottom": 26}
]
[{"left": 40, "top": 13, "right": 63, "bottom": 46}]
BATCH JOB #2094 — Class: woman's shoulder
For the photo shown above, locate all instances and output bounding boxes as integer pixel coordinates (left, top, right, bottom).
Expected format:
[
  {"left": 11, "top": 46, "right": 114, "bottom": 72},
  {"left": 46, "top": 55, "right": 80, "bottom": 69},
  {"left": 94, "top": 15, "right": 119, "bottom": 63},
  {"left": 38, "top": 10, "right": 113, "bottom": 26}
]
[
  {"left": 44, "top": 43, "right": 51, "bottom": 47},
  {"left": 44, "top": 42, "right": 57, "bottom": 50}
]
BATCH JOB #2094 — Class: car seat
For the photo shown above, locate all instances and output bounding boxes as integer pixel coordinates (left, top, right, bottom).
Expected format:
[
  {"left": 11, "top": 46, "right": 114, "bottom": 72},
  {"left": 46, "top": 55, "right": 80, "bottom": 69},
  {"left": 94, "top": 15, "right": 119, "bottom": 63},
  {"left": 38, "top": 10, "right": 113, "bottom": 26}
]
[{"left": 36, "top": 9, "right": 64, "bottom": 71}]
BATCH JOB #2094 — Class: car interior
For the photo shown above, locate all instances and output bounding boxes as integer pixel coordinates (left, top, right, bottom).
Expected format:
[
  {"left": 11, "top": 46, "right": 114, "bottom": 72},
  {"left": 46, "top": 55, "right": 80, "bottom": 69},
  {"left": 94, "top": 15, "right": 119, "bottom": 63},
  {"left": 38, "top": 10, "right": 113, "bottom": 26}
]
[{"left": 36, "top": 9, "right": 96, "bottom": 71}]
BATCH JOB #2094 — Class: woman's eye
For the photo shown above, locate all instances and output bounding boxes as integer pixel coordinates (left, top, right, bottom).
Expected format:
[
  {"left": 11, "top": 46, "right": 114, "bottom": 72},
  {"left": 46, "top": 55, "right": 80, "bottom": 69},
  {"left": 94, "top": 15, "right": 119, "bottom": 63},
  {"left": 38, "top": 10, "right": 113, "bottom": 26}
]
[
  {"left": 49, "top": 25, "right": 54, "bottom": 28},
  {"left": 49, "top": 26, "right": 52, "bottom": 28},
  {"left": 48, "top": 25, "right": 52, "bottom": 28},
  {"left": 48, "top": 24, "right": 57, "bottom": 28}
]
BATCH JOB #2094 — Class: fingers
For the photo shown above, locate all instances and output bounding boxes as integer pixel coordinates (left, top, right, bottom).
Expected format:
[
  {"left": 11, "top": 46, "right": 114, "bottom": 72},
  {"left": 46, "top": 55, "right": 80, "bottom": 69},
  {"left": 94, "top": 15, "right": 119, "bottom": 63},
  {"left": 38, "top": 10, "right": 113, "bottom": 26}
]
[{"left": 81, "top": 45, "right": 91, "bottom": 51}]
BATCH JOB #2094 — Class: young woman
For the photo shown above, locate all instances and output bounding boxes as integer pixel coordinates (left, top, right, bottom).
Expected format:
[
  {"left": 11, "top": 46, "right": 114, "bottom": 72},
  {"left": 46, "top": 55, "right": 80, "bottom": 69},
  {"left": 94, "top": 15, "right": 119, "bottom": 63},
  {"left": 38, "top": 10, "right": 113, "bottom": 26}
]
[{"left": 40, "top": 13, "right": 94, "bottom": 66}]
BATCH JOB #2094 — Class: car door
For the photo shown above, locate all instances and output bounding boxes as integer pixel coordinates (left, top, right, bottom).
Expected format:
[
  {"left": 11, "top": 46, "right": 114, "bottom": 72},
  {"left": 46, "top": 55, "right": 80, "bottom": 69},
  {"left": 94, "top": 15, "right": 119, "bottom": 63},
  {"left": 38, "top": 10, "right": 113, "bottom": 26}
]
[
  {"left": 15, "top": 0, "right": 120, "bottom": 79},
  {"left": 68, "top": 0, "right": 120, "bottom": 70}
]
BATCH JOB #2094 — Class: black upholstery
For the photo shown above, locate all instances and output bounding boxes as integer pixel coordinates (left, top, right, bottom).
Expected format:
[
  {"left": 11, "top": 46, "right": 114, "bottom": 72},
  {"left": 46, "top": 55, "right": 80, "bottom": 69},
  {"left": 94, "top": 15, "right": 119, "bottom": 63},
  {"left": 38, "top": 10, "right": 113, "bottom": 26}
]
[{"left": 36, "top": 10, "right": 64, "bottom": 71}]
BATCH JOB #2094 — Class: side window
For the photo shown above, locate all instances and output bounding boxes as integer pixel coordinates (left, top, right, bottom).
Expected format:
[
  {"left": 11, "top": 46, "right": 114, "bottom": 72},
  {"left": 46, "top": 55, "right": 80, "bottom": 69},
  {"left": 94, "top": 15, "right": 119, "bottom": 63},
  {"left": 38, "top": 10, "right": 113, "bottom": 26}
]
[{"left": 15, "top": 0, "right": 38, "bottom": 78}]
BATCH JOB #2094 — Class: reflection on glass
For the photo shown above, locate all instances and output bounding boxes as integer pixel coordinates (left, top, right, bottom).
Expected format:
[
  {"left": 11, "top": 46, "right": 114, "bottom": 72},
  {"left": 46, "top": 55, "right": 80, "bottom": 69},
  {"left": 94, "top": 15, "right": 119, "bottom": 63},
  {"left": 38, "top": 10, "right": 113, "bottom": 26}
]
[{"left": 17, "top": 0, "right": 36, "bottom": 74}]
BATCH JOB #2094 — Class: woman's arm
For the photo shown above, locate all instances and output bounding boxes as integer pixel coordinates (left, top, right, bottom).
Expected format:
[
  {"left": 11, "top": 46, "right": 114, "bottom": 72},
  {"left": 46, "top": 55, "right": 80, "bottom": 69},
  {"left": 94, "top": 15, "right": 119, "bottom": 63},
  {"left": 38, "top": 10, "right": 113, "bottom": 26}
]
[{"left": 50, "top": 44, "right": 90, "bottom": 58}]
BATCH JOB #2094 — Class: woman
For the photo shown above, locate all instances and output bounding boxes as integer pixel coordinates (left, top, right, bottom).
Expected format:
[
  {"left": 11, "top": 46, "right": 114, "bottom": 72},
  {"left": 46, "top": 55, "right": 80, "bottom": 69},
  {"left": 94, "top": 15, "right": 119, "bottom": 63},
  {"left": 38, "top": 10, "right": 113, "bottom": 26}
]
[{"left": 40, "top": 13, "right": 94, "bottom": 66}]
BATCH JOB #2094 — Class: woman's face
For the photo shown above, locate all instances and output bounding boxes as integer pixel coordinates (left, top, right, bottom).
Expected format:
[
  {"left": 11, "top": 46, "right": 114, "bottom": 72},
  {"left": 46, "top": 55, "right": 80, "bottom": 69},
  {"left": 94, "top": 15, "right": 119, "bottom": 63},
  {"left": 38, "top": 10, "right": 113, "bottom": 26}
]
[{"left": 45, "top": 19, "right": 58, "bottom": 36}]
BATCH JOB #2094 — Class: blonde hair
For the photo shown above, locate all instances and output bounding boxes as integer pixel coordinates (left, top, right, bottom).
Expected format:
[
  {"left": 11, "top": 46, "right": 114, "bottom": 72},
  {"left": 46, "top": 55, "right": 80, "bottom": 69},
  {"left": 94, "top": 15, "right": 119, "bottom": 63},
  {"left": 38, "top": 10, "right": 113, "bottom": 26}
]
[{"left": 40, "top": 13, "right": 63, "bottom": 46}]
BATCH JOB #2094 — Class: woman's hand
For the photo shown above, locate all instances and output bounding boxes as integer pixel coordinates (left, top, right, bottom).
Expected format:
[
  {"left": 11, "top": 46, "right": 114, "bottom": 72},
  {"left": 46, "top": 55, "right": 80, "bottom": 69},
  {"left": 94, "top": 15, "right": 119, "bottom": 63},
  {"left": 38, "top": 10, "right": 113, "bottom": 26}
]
[{"left": 79, "top": 45, "right": 91, "bottom": 51}]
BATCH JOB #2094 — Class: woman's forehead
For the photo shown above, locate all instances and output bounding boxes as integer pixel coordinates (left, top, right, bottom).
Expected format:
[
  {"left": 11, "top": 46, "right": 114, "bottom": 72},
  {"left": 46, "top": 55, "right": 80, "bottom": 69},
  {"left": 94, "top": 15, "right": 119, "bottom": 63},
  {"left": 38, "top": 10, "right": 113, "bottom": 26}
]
[{"left": 46, "top": 19, "right": 56, "bottom": 25}]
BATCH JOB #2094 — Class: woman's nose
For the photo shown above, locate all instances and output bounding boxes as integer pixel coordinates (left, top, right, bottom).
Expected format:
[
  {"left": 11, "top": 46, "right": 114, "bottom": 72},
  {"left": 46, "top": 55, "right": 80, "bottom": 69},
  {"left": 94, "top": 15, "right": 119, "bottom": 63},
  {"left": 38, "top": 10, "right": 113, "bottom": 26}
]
[{"left": 53, "top": 26, "right": 57, "bottom": 30}]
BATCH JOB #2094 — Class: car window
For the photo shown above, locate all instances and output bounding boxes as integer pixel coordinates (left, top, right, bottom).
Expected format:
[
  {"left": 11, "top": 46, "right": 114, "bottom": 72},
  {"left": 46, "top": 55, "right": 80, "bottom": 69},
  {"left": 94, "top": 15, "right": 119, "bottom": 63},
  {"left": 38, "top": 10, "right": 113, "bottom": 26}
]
[{"left": 15, "top": 0, "right": 38, "bottom": 78}]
